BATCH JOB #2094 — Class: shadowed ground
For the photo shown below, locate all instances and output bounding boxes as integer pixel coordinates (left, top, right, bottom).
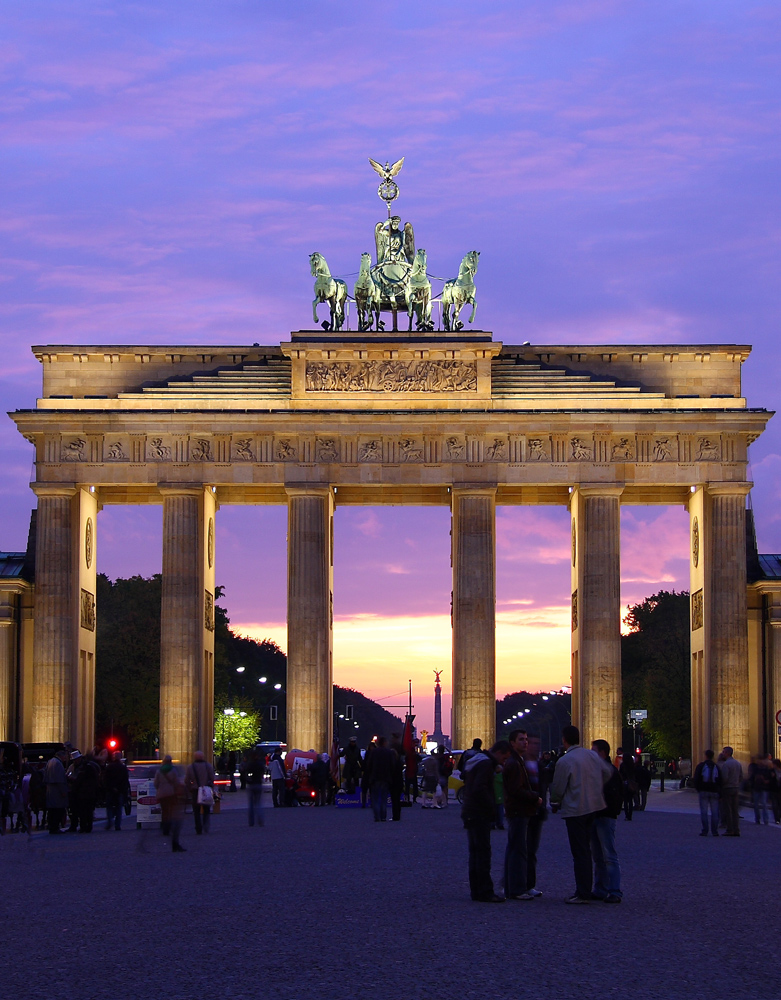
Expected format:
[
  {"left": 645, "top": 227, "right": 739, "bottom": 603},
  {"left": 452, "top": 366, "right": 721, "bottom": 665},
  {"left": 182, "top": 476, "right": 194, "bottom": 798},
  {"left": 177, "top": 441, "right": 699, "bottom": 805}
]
[{"left": 2, "top": 787, "right": 777, "bottom": 1000}]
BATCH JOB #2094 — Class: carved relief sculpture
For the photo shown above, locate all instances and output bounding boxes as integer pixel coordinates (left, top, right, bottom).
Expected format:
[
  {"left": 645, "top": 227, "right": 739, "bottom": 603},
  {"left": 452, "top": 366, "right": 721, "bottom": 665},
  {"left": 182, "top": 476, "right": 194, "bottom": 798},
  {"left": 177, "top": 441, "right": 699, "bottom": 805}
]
[
  {"left": 611, "top": 437, "right": 634, "bottom": 461},
  {"left": 204, "top": 590, "right": 215, "bottom": 632},
  {"left": 653, "top": 438, "right": 672, "bottom": 461},
  {"left": 571, "top": 590, "right": 578, "bottom": 631},
  {"left": 106, "top": 441, "right": 126, "bottom": 460},
  {"left": 691, "top": 517, "right": 700, "bottom": 569},
  {"left": 275, "top": 439, "right": 296, "bottom": 461},
  {"left": 149, "top": 437, "right": 171, "bottom": 461},
  {"left": 305, "top": 360, "right": 477, "bottom": 393},
  {"left": 316, "top": 438, "right": 339, "bottom": 461},
  {"left": 85, "top": 517, "right": 93, "bottom": 569},
  {"left": 691, "top": 589, "right": 704, "bottom": 631},
  {"left": 80, "top": 589, "right": 96, "bottom": 632},
  {"left": 62, "top": 438, "right": 86, "bottom": 461},
  {"left": 207, "top": 517, "right": 215, "bottom": 569},
  {"left": 399, "top": 438, "right": 423, "bottom": 462},
  {"left": 697, "top": 438, "right": 720, "bottom": 461},
  {"left": 485, "top": 438, "right": 506, "bottom": 461},
  {"left": 445, "top": 437, "right": 464, "bottom": 460},
  {"left": 358, "top": 439, "right": 382, "bottom": 462},
  {"left": 527, "top": 438, "right": 548, "bottom": 462},
  {"left": 234, "top": 439, "right": 254, "bottom": 461},
  {"left": 571, "top": 438, "right": 592, "bottom": 461},
  {"left": 191, "top": 439, "right": 211, "bottom": 461}
]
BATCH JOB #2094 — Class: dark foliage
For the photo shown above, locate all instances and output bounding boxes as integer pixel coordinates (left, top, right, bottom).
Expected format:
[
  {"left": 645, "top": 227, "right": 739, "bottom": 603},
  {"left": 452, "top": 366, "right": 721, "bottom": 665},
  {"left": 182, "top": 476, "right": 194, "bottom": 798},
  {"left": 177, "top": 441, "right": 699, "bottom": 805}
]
[{"left": 621, "top": 590, "right": 691, "bottom": 760}]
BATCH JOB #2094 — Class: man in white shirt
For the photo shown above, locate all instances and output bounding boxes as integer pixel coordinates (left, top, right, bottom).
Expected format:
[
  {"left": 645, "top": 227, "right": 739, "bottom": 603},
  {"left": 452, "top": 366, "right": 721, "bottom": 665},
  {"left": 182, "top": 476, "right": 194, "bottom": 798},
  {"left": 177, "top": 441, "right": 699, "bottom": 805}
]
[{"left": 550, "top": 725, "right": 611, "bottom": 903}]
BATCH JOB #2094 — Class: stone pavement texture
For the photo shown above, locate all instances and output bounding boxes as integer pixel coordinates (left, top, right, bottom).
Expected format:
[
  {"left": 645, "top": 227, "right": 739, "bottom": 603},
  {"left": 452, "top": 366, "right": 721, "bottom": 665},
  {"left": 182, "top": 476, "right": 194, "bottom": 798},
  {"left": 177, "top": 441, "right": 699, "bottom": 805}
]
[{"left": 1, "top": 793, "right": 778, "bottom": 1000}]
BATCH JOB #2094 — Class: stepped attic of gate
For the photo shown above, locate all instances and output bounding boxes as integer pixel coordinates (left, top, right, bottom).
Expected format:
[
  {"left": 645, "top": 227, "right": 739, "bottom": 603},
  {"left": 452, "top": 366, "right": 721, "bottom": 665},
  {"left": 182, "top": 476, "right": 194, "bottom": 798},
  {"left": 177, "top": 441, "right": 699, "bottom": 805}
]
[{"left": 6, "top": 160, "right": 778, "bottom": 770}]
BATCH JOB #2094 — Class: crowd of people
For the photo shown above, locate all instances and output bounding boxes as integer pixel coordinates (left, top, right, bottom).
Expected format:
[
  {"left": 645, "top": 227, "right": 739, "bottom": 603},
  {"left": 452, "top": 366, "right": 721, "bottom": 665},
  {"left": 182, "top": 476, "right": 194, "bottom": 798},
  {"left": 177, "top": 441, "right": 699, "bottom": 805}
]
[
  {"left": 691, "top": 747, "right": 781, "bottom": 836},
  {"left": 460, "top": 726, "right": 627, "bottom": 904},
  {"left": 0, "top": 744, "right": 132, "bottom": 836}
]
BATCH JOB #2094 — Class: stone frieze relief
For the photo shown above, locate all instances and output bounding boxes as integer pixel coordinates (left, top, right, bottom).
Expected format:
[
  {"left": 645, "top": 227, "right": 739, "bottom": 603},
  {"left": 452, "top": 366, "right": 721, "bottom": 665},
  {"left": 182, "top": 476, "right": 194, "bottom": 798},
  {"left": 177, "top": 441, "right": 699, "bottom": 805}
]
[
  {"left": 47, "top": 432, "right": 730, "bottom": 467},
  {"left": 305, "top": 360, "right": 477, "bottom": 393}
]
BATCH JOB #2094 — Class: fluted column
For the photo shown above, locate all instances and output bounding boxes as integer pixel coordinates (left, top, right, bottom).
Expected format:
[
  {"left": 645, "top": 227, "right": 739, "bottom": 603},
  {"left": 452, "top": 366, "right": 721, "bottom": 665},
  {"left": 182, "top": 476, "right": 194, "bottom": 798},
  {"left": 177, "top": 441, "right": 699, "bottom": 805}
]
[
  {"left": 160, "top": 487, "right": 208, "bottom": 763},
  {"left": 710, "top": 484, "right": 750, "bottom": 757},
  {"left": 286, "top": 486, "right": 333, "bottom": 753},
  {"left": 451, "top": 487, "right": 496, "bottom": 750},
  {"left": 31, "top": 485, "right": 76, "bottom": 741},
  {"left": 0, "top": 587, "right": 18, "bottom": 740},
  {"left": 571, "top": 485, "right": 623, "bottom": 754}
]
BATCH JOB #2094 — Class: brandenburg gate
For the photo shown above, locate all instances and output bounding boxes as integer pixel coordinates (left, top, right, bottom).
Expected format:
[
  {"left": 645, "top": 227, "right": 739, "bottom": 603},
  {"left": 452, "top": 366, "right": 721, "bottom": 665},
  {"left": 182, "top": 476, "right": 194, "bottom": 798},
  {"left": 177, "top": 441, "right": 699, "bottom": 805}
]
[
  {"left": 9, "top": 334, "right": 770, "bottom": 763},
  {"left": 6, "top": 161, "right": 774, "bottom": 764}
]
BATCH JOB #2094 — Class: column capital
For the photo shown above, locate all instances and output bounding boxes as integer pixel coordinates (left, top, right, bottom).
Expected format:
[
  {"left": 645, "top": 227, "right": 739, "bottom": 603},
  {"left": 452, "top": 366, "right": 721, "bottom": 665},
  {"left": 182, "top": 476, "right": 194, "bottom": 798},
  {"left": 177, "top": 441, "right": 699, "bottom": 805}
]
[
  {"left": 450, "top": 484, "right": 497, "bottom": 497},
  {"left": 285, "top": 485, "right": 333, "bottom": 499},
  {"left": 30, "top": 482, "right": 77, "bottom": 498},
  {"left": 706, "top": 481, "right": 753, "bottom": 498},
  {"left": 572, "top": 483, "right": 625, "bottom": 498},
  {"left": 158, "top": 484, "right": 210, "bottom": 498}
]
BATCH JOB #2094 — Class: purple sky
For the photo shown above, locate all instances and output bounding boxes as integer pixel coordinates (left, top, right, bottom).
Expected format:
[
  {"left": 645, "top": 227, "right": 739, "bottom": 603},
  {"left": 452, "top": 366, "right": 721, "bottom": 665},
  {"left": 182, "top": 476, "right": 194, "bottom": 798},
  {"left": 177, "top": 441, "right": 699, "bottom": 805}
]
[{"left": 2, "top": 2, "right": 780, "bottom": 728}]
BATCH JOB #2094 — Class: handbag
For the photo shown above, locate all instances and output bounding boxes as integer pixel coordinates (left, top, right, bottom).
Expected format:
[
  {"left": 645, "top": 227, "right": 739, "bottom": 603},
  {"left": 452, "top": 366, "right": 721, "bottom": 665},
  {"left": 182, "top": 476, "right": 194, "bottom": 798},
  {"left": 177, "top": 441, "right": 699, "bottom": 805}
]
[{"left": 197, "top": 785, "right": 214, "bottom": 806}]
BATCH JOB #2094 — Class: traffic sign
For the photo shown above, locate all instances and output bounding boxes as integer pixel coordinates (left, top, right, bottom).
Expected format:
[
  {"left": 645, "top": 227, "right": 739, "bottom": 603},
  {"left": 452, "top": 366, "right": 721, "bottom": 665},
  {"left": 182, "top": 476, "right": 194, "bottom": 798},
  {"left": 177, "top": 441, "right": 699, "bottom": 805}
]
[{"left": 630, "top": 709, "right": 648, "bottom": 721}]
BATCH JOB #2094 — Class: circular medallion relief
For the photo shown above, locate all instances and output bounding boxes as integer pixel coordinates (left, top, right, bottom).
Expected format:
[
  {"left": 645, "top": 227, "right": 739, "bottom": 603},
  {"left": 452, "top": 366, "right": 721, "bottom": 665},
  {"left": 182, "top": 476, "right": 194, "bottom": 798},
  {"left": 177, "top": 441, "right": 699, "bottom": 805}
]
[
  {"left": 692, "top": 516, "right": 699, "bottom": 569},
  {"left": 208, "top": 517, "right": 215, "bottom": 569},
  {"left": 85, "top": 517, "right": 93, "bottom": 569}
]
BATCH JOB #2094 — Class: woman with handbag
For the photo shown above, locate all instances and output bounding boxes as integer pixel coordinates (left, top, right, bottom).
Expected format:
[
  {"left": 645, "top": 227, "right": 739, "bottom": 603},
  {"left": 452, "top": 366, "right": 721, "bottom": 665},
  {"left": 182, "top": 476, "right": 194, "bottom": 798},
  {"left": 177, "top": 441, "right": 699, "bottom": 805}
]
[
  {"left": 154, "top": 756, "right": 185, "bottom": 852},
  {"left": 186, "top": 750, "right": 216, "bottom": 834}
]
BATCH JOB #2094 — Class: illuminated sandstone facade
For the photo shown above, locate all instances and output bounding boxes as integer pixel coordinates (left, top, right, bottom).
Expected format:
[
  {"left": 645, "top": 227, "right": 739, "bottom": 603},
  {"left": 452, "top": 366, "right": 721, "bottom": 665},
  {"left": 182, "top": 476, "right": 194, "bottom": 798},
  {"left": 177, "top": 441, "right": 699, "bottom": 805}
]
[{"left": 9, "top": 330, "right": 772, "bottom": 762}]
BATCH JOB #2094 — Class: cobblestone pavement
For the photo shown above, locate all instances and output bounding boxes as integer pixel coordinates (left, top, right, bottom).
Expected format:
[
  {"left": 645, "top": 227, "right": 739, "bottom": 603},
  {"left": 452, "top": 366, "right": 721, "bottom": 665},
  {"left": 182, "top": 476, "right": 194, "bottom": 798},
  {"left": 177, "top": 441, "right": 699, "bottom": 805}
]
[{"left": 2, "top": 794, "right": 778, "bottom": 1000}]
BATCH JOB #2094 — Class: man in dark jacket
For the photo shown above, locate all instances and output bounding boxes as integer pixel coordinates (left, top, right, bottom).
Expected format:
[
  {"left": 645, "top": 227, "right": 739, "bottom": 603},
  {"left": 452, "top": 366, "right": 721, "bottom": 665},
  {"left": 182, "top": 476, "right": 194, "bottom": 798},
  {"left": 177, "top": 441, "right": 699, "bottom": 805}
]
[
  {"left": 461, "top": 740, "right": 511, "bottom": 902},
  {"left": 365, "top": 736, "right": 397, "bottom": 822},
  {"left": 590, "top": 740, "right": 623, "bottom": 903},
  {"left": 342, "top": 738, "right": 363, "bottom": 794},
  {"left": 103, "top": 751, "right": 130, "bottom": 831},
  {"left": 503, "top": 730, "right": 543, "bottom": 900},
  {"left": 693, "top": 749, "right": 721, "bottom": 837}
]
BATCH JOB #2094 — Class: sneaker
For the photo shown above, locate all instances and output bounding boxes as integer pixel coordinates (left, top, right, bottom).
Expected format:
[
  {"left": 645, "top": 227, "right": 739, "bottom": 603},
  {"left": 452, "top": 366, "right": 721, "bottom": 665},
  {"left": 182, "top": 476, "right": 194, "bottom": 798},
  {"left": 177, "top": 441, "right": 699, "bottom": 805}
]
[
  {"left": 527, "top": 888, "right": 543, "bottom": 897},
  {"left": 565, "top": 895, "right": 591, "bottom": 904},
  {"left": 603, "top": 894, "right": 622, "bottom": 904}
]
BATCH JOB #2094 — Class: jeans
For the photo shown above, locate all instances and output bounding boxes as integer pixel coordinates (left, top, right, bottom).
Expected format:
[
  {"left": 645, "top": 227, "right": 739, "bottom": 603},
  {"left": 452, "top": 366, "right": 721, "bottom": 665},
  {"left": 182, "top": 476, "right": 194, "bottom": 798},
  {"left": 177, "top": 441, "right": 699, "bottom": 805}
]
[
  {"left": 591, "top": 816, "right": 621, "bottom": 898},
  {"left": 247, "top": 785, "right": 264, "bottom": 826},
  {"left": 753, "top": 789, "right": 770, "bottom": 824},
  {"left": 699, "top": 791, "right": 720, "bottom": 834},
  {"left": 105, "top": 796, "right": 124, "bottom": 831},
  {"left": 371, "top": 782, "right": 388, "bottom": 822},
  {"left": 389, "top": 786, "right": 402, "bottom": 821},
  {"left": 527, "top": 812, "right": 543, "bottom": 890},
  {"left": 565, "top": 814, "right": 595, "bottom": 899},
  {"left": 271, "top": 778, "right": 285, "bottom": 807},
  {"left": 722, "top": 788, "right": 740, "bottom": 834},
  {"left": 504, "top": 815, "right": 529, "bottom": 896},
  {"left": 466, "top": 820, "right": 494, "bottom": 899},
  {"left": 191, "top": 792, "right": 211, "bottom": 833}
]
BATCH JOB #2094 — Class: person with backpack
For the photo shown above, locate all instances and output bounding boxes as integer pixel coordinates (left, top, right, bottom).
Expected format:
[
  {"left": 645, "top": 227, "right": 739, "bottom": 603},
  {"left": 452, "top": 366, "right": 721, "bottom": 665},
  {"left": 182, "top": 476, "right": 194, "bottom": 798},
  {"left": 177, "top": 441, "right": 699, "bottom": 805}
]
[
  {"left": 693, "top": 749, "right": 721, "bottom": 837},
  {"left": 590, "top": 739, "right": 623, "bottom": 903}
]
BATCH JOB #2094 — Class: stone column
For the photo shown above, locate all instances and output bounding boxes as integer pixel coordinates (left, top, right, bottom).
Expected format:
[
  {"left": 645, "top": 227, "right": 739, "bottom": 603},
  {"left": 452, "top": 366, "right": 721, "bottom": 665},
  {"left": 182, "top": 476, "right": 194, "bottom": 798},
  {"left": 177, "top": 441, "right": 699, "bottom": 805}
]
[
  {"left": 160, "top": 486, "right": 213, "bottom": 764},
  {"left": 0, "top": 586, "right": 19, "bottom": 740},
  {"left": 286, "top": 487, "right": 333, "bottom": 754},
  {"left": 451, "top": 487, "right": 496, "bottom": 750},
  {"left": 31, "top": 485, "right": 76, "bottom": 742},
  {"left": 571, "top": 485, "right": 623, "bottom": 754},
  {"left": 690, "top": 483, "right": 751, "bottom": 761}
]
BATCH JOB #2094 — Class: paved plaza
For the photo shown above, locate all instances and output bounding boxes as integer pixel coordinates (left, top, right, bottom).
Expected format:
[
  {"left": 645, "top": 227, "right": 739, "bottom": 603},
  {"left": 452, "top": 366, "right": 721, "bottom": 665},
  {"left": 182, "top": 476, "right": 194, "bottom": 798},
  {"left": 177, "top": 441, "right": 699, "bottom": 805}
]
[{"left": 1, "top": 787, "right": 777, "bottom": 1000}]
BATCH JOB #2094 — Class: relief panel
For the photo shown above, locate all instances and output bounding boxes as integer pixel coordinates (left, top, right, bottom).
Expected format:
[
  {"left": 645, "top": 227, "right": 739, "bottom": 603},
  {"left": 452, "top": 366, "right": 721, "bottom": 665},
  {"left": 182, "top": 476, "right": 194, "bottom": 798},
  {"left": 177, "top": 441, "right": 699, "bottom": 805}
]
[{"left": 305, "top": 359, "right": 477, "bottom": 393}]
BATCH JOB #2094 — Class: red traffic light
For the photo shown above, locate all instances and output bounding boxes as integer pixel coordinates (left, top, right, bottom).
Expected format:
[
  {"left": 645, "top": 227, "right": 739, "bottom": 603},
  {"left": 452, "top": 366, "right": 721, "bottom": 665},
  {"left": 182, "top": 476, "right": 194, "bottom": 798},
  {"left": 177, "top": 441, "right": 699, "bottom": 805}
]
[{"left": 107, "top": 738, "right": 118, "bottom": 750}]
